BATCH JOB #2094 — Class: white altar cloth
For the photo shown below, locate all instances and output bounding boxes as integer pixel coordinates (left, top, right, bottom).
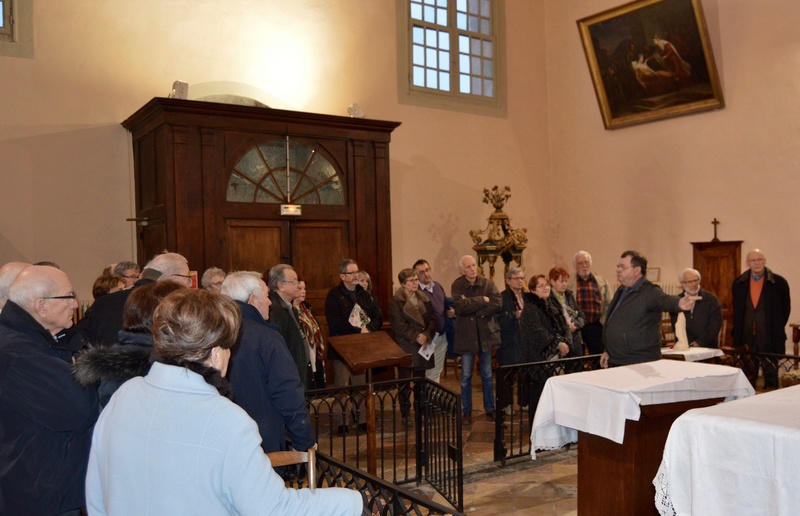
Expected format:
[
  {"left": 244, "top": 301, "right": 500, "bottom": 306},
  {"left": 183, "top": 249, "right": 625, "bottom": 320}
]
[
  {"left": 654, "top": 385, "right": 800, "bottom": 516},
  {"left": 530, "top": 359, "right": 754, "bottom": 459},
  {"left": 660, "top": 346, "right": 724, "bottom": 362}
]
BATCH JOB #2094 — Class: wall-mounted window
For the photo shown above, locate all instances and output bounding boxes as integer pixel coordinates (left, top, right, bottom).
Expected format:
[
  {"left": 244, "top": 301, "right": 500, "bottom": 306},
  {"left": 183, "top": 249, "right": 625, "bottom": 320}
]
[
  {"left": 0, "top": 0, "right": 33, "bottom": 59},
  {"left": 398, "top": 0, "right": 506, "bottom": 116},
  {"left": 0, "top": 0, "right": 13, "bottom": 42}
]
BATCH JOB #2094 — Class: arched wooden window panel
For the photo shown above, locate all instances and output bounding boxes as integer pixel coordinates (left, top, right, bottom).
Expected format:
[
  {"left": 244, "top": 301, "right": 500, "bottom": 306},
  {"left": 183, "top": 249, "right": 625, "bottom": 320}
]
[{"left": 226, "top": 140, "right": 344, "bottom": 205}]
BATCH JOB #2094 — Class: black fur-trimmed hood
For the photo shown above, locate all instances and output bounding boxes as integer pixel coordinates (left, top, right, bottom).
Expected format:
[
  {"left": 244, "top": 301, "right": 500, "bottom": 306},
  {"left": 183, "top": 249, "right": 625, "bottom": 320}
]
[{"left": 73, "top": 343, "right": 154, "bottom": 388}]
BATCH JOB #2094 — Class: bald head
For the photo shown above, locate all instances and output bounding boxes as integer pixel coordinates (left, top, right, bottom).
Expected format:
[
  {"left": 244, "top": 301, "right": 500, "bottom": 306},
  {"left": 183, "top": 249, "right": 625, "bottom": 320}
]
[
  {"left": 9, "top": 266, "right": 78, "bottom": 335},
  {"left": 0, "top": 262, "right": 32, "bottom": 309},
  {"left": 145, "top": 253, "right": 191, "bottom": 286},
  {"left": 745, "top": 248, "right": 766, "bottom": 276}
]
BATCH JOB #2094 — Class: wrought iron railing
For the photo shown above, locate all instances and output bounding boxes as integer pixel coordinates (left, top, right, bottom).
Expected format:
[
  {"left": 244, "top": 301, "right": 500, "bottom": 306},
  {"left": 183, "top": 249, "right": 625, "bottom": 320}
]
[
  {"left": 493, "top": 355, "right": 602, "bottom": 464},
  {"left": 305, "top": 377, "right": 463, "bottom": 512}
]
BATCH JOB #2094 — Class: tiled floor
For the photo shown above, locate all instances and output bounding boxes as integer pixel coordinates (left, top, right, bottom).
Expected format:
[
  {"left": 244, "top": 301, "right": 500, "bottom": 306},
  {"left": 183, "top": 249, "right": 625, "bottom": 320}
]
[{"left": 416, "top": 372, "right": 578, "bottom": 515}]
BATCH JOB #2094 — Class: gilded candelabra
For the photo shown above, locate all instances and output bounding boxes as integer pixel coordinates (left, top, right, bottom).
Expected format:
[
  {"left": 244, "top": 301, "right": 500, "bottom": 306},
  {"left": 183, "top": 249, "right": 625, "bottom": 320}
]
[{"left": 469, "top": 186, "right": 527, "bottom": 280}]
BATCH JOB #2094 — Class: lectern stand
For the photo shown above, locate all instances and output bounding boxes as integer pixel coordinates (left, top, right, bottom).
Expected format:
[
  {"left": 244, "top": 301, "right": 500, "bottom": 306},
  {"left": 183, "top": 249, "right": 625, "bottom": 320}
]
[{"left": 329, "top": 331, "right": 411, "bottom": 475}]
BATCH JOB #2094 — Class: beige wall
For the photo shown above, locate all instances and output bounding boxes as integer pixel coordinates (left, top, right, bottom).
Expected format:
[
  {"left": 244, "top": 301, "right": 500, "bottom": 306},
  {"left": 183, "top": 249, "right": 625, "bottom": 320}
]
[
  {"left": 1, "top": 1, "right": 798, "bottom": 339},
  {"left": 545, "top": 0, "right": 800, "bottom": 345}
]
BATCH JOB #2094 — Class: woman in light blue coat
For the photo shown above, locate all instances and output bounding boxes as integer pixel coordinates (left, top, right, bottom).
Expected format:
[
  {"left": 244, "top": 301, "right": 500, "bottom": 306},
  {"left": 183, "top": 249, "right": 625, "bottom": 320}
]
[{"left": 86, "top": 289, "right": 362, "bottom": 516}]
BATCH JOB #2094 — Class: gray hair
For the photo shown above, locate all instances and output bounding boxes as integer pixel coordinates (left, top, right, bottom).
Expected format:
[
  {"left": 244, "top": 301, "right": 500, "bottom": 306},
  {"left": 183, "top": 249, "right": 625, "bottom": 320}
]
[
  {"left": 573, "top": 251, "right": 592, "bottom": 265},
  {"left": 0, "top": 262, "right": 31, "bottom": 308},
  {"left": 505, "top": 266, "right": 524, "bottom": 282},
  {"left": 114, "top": 261, "right": 141, "bottom": 276},
  {"left": 220, "top": 271, "right": 264, "bottom": 303},
  {"left": 144, "top": 253, "right": 189, "bottom": 280},
  {"left": 458, "top": 255, "right": 475, "bottom": 271},
  {"left": 679, "top": 268, "right": 701, "bottom": 283},
  {"left": 338, "top": 259, "right": 357, "bottom": 275},
  {"left": 267, "top": 264, "right": 294, "bottom": 290},
  {"left": 8, "top": 266, "right": 61, "bottom": 311},
  {"left": 201, "top": 267, "right": 226, "bottom": 288}
]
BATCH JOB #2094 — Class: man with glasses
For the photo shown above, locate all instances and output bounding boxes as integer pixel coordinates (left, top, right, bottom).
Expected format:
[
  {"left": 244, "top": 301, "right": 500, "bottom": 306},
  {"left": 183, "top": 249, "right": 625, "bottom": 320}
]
[
  {"left": 79, "top": 252, "right": 191, "bottom": 346},
  {"left": 569, "top": 250, "right": 612, "bottom": 355},
  {"left": 0, "top": 265, "right": 99, "bottom": 515},
  {"left": 670, "top": 268, "right": 722, "bottom": 348},
  {"left": 266, "top": 264, "right": 311, "bottom": 390},
  {"left": 601, "top": 250, "right": 698, "bottom": 368},
  {"left": 324, "top": 259, "right": 383, "bottom": 435},
  {"left": 413, "top": 259, "right": 453, "bottom": 384},
  {"left": 732, "top": 249, "right": 791, "bottom": 388},
  {"left": 497, "top": 266, "right": 526, "bottom": 413}
]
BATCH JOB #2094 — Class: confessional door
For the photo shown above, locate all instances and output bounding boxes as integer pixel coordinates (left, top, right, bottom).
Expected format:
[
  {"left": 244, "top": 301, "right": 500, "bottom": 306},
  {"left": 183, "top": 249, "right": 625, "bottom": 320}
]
[{"left": 692, "top": 240, "right": 742, "bottom": 347}]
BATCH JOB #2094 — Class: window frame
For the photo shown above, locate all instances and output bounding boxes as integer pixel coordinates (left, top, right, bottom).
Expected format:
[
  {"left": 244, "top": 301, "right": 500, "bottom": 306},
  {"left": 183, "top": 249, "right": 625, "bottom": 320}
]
[
  {"left": 397, "top": 0, "right": 506, "bottom": 117},
  {"left": 0, "top": 0, "right": 33, "bottom": 59},
  {"left": 0, "top": 0, "right": 13, "bottom": 42}
]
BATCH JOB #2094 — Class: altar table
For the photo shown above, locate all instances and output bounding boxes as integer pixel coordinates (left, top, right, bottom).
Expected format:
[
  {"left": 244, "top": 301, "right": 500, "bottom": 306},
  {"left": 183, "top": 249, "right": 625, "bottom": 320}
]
[
  {"left": 531, "top": 359, "right": 754, "bottom": 515},
  {"left": 660, "top": 346, "right": 725, "bottom": 362},
  {"left": 655, "top": 385, "right": 800, "bottom": 516}
]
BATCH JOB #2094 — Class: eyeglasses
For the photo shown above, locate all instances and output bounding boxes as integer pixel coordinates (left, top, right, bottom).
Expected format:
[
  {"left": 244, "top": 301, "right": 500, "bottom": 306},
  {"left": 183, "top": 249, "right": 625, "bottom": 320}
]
[
  {"left": 123, "top": 274, "right": 140, "bottom": 279},
  {"left": 405, "top": 277, "right": 420, "bottom": 283},
  {"left": 535, "top": 284, "right": 550, "bottom": 290},
  {"left": 510, "top": 276, "right": 525, "bottom": 281},
  {"left": 342, "top": 270, "right": 360, "bottom": 276},
  {"left": 42, "top": 292, "right": 77, "bottom": 300},
  {"left": 281, "top": 279, "right": 299, "bottom": 286},
  {"left": 171, "top": 274, "right": 193, "bottom": 283}
]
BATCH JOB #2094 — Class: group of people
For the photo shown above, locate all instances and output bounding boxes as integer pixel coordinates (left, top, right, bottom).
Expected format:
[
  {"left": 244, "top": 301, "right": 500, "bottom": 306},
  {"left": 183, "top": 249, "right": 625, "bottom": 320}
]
[
  {"left": 0, "top": 246, "right": 791, "bottom": 513},
  {"left": 450, "top": 248, "right": 791, "bottom": 422},
  {"left": 0, "top": 254, "right": 364, "bottom": 515}
]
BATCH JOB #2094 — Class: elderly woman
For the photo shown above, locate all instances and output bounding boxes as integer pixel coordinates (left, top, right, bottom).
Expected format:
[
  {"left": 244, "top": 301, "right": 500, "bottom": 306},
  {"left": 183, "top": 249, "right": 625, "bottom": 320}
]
[
  {"left": 390, "top": 268, "right": 436, "bottom": 422},
  {"left": 86, "top": 289, "right": 363, "bottom": 515},
  {"left": 201, "top": 266, "right": 226, "bottom": 293},
  {"left": 520, "top": 275, "right": 570, "bottom": 363},
  {"left": 548, "top": 266, "right": 586, "bottom": 358}
]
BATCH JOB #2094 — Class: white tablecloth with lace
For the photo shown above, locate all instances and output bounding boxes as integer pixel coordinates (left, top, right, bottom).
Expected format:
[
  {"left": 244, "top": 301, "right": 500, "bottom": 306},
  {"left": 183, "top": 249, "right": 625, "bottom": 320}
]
[
  {"left": 530, "top": 359, "right": 754, "bottom": 459},
  {"left": 654, "top": 385, "right": 800, "bottom": 516}
]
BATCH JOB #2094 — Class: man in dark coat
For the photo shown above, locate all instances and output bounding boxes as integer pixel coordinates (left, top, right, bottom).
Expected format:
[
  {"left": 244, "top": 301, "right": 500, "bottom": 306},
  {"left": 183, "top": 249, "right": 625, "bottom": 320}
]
[
  {"left": 670, "top": 268, "right": 723, "bottom": 347},
  {"left": 451, "top": 255, "right": 501, "bottom": 424},
  {"left": 266, "top": 264, "right": 310, "bottom": 390},
  {"left": 324, "top": 259, "right": 383, "bottom": 434},
  {"left": 732, "top": 249, "right": 791, "bottom": 388},
  {"left": 221, "top": 271, "right": 316, "bottom": 456},
  {"left": 602, "top": 250, "right": 698, "bottom": 368},
  {"left": 0, "top": 266, "right": 99, "bottom": 515}
]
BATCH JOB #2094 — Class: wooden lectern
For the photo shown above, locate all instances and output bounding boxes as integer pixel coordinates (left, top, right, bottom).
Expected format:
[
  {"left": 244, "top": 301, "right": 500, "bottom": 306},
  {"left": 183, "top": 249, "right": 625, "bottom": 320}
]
[{"left": 328, "top": 331, "right": 411, "bottom": 474}]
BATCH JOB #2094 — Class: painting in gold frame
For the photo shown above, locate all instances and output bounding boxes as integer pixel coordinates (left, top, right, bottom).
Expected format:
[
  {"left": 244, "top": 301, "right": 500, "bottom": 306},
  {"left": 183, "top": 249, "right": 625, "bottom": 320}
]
[{"left": 577, "top": 0, "right": 724, "bottom": 130}]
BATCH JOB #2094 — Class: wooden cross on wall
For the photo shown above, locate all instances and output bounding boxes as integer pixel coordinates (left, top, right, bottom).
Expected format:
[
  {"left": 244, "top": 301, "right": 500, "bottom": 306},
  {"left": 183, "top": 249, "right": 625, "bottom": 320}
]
[{"left": 711, "top": 218, "right": 720, "bottom": 242}]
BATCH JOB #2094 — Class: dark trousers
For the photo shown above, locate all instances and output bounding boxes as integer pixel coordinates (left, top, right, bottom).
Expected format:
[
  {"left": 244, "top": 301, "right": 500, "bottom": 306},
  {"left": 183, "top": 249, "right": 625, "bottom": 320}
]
[{"left": 581, "top": 321, "right": 604, "bottom": 355}]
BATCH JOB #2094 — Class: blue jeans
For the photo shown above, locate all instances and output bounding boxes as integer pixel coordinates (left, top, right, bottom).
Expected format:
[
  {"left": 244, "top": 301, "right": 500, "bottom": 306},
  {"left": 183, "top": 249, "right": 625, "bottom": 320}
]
[{"left": 460, "top": 349, "right": 494, "bottom": 414}]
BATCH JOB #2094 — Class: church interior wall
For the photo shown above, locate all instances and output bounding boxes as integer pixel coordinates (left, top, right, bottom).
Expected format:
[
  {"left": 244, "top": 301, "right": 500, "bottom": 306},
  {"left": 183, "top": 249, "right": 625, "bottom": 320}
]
[{"left": 0, "top": 0, "right": 797, "bottom": 338}]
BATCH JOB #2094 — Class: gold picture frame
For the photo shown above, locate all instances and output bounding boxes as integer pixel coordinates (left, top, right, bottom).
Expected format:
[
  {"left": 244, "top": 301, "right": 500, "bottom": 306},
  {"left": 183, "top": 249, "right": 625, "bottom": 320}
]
[{"left": 577, "top": 0, "right": 724, "bottom": 130}]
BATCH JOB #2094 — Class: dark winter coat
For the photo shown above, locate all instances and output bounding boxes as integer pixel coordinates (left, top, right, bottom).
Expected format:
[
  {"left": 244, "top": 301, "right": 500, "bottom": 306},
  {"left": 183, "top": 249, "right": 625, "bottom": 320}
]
[
  {"left": 451, "top": 275, "right": 502, "bottom": 354},
  {"left": 519, "top": 294, "right": 570, "bottom": 363}
]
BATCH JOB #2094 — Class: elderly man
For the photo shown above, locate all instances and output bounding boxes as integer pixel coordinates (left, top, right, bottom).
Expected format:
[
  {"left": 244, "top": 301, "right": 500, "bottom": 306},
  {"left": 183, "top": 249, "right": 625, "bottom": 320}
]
[
  {"left": 0, "top": 261, "right": 31, "bottom": 312},
  {"left": 670, "top": 268, "right": 723, "bottom": 347},
  {"left": 267, "top": 264, "right": 311, "bottom": 389},
  {"left": 79, "top": 252, "right": 191, "bottom": 346},
  {"left": 601, "top": 250, "right": 699, "bottom": 368},
  {"left": 324, "top": 259, "right": 383, "bottom": 435},
  {"left": 568, "top": 251, "right": 612, "bottom": 355},
  {"left": 221, "top": 271, "right": 316, "bottom": 456},
  {"left": 732, "top": 249, "right": 791, "bottom": 388},
  {"left": 451, "top": 255, "right": 501, "bottom": 425},
  {"left": 0, "top": 266, "right": 99, "bottom": 514},
  {"left": 113, "top": 261, "right": 141, "bottom": 289},
  {"left": 414, "top": 258, "right": 453, "bottom": 384}
]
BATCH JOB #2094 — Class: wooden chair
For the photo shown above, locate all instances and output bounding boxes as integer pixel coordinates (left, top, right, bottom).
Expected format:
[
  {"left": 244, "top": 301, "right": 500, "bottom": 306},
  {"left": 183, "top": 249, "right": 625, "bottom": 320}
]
[
  {"left": 443, "top": 355, "right": 460, "bottom": 379},
  {"left": 266, "top": 448, "right": 316, "bottom": 490}
]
